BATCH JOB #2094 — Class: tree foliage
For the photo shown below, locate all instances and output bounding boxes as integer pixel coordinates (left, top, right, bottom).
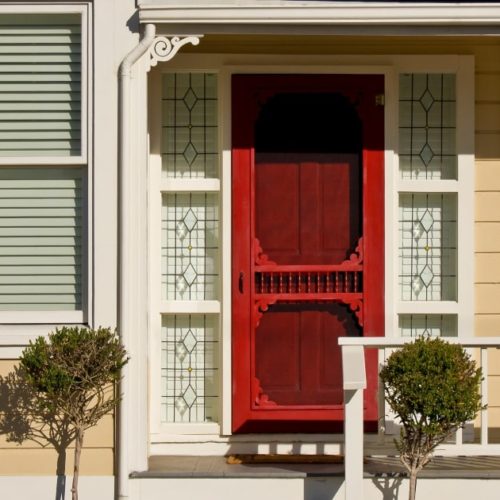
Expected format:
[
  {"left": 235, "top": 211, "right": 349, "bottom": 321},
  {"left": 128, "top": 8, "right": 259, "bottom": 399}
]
[
  {"left": 19, "top": 326, "right": 128, "bottom": 500},
  {"left": 379, "top": 336, "right": 483, "bottom": 500}
]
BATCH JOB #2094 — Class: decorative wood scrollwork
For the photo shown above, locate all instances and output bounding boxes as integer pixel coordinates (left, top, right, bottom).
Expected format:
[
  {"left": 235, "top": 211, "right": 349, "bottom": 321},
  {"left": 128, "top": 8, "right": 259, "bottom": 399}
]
[
  {"left": 341, "top": 298, "right": 364, "bottom": 327},
  {"left": 149, "top": 36, "right": 202, "bottom": 67},
  {"left": 342, "top": 236, "right": 364, "bottom": 266},
  {"left": 253, "top": 297, "right": 277, "bottom": 328},
  {"left": 252, "top": 236, "right": 365, "bottom": 328},
  {"left": 254, "top": 238, "right": 276, "bottom": 266},
  {"left": 253, "top": 377, "right": 277, "bottom": 407}
]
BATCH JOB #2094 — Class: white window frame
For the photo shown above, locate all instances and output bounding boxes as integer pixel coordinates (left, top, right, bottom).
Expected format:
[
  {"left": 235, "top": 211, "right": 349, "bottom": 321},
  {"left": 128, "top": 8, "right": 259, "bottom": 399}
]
[
  {"left": 0, "top": 3, "right": 92, "bottom": 327},
  {"left": 147, "top": 53, "right": 474, "bottom": 444},
  {"left": 148, "top": 68, "right": 223, "bottom": 437},
  {"left": 389, "top": 56, "right": 475, "bottom": 340}
]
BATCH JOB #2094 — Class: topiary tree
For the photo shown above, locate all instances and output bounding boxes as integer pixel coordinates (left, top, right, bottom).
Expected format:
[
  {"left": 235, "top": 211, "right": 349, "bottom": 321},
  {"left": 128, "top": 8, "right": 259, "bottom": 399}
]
[
  {"left": 19, "top": 326, "right": 128, "bottom": 500},
  {"left": 379, "top": 336, "right": 483, "bottom": 500}
]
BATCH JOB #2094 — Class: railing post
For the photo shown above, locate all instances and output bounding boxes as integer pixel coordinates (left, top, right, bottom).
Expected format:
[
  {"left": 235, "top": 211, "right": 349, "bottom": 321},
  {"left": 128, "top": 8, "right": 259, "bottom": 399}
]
[
  {"left": 341, "top": 345, "right": 367, "bottom": 500},
  {"left": 481, "top": 347, "right": 489, "bottom": 445}
]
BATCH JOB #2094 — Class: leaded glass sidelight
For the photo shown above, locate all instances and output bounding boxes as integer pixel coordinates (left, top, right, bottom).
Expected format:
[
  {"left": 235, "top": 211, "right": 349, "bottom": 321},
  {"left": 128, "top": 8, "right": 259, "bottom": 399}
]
[
  {"left": 161, "top": 315, "right": 219, "bottom": 423},
  {"left": 399, "top": 314, "right": 458, "bottom": 337},
  {"left": 162, "top": 73, "right": 218, "bottom": 178},
  {"left": 399, "top": 73, "right": 456, "bottom": 180},
  {"left": 399, "top": 193, "right": 457, "bottom": 301},
  {"left": 162, "top": 192, "right": 219, "bottom": 300}
]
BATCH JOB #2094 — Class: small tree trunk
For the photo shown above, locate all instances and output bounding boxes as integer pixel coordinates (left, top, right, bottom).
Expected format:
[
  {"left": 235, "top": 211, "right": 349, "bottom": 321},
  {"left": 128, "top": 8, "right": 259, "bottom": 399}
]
[
  {"left": 408, "top": 467, "right": 418, "bottom": 500},
  {"left": 72, "top": 428, "right": 84, "bottom": 500}
]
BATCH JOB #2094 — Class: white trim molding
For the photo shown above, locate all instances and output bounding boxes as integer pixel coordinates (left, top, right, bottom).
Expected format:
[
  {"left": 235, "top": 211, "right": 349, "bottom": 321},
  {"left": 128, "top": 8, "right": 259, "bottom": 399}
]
[{"left": 139, "top": 2, "right": 500, "bottom": 26}]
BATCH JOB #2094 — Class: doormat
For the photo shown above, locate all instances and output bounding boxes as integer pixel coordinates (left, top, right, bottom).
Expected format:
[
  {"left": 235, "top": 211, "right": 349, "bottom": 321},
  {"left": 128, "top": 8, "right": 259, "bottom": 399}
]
[{"left": 226, "top": 454, "right": 344, "bottom": 465}]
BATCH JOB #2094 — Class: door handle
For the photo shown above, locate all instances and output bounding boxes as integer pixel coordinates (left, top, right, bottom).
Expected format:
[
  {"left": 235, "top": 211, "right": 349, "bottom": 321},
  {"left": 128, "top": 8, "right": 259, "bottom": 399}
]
[{"left": 239, "top": 271, "right": 244, "bottom": 293}]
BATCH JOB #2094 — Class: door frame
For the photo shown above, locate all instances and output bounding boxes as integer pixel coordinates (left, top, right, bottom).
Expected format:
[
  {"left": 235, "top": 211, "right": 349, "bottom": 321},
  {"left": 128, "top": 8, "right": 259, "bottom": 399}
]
[
  {"left": 231, "top": 73, "right": 385, "bottom": 433},
  {"left": 147, "top": 54, "right": 472, "bottom": 443}
]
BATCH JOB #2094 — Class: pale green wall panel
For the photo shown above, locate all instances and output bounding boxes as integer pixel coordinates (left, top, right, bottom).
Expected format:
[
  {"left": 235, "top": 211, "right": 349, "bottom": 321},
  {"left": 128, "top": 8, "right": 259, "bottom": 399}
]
[
  {"left": 0, "top": 168, "right": 83, "bottom": 310},
  {"left": 0, "top": 14, "right": 82, "bottom": 156}
]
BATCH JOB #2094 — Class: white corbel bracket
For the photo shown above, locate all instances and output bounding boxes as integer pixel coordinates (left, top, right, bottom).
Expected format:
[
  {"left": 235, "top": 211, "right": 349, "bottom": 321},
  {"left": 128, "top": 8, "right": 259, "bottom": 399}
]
[{"left": 149, "top": 35, "right": 202, "bottom": 67}]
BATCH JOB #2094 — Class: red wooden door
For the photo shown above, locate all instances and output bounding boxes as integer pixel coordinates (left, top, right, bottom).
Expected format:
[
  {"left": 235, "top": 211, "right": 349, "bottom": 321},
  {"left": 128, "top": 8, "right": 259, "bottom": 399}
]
[{"left": 232, "top": 75, "right": 384, "bottom": 433}]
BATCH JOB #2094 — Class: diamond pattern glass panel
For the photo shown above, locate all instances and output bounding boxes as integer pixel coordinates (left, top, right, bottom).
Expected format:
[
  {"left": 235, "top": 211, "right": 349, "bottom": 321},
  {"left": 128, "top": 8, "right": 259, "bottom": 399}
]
[
  {"left": 399, "top": 193, "right": 457, "bottom": 301},
  {"left": 161, "top": 315, "right": 219, "bottom": 423},
  {"left": 399, "top": 314, "right": 458, "bottom": 337},
  {"left": 162, "top": 193, "right": 219, "bottom": 300},
  {"left": 399, "top": 73, "right": 456, "bottom": 179},
  {"left": 162, "top": 73, "right": 218, "bottom": 178}
]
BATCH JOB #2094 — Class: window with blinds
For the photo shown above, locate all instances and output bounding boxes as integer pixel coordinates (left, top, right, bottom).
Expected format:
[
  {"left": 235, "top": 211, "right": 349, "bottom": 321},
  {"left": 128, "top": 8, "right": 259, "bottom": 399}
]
[
  {"left": 0, "top": 14, "right": 82, "bottom": 157},
  {"left": 0, "top": 168, "right": 83, "bottom": 311},
  {"left": 0, "top": 10, "right": 87, "bottom": 320}
]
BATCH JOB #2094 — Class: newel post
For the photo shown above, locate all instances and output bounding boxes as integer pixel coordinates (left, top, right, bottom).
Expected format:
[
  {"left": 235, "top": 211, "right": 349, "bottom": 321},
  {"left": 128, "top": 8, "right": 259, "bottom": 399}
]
[{"left": 341, "top": 343, "right": 367, "bottom": 500}]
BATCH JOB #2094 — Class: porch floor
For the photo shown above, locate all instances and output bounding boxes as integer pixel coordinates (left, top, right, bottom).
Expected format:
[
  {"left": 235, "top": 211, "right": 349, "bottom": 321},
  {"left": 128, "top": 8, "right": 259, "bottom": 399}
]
[{"left": 131, "top": 455, "right": 500, "bottom": 479}]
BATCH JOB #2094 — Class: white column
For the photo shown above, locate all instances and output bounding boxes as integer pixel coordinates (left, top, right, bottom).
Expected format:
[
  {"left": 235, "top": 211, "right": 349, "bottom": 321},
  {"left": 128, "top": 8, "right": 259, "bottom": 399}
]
[
  {"left": 344, "top": 388, "right": 365, "bottom": 500},
  {"left": 341, "top": 344, "right": 367, "bottom": 500}
]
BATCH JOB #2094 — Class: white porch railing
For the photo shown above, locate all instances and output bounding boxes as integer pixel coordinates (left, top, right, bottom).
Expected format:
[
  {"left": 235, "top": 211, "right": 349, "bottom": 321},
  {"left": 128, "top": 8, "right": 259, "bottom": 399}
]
[{"left": 339, "top": 336, "right": 500, "bottom": 500}]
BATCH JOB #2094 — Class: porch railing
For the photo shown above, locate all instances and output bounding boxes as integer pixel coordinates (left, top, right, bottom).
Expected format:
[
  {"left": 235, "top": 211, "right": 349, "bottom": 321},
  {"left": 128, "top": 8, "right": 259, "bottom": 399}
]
[{"left": 338, "top": 336, "right": 500, "bottom": 500}]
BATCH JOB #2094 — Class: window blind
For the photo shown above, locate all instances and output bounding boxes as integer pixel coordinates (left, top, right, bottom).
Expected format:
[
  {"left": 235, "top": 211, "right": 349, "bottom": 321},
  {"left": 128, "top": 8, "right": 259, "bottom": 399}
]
[
  {"left": 0, "top": 14, "right": 81, "bottom": 156},
  {"left": 0, "top": 167, "right": 83, "bottom": 310}
]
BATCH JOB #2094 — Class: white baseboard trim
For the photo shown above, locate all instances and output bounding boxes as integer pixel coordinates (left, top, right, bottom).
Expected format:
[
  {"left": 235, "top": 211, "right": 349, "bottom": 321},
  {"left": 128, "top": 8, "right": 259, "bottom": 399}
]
[{"left": 0, "top": 476, "right": 114, "bottom": 500}]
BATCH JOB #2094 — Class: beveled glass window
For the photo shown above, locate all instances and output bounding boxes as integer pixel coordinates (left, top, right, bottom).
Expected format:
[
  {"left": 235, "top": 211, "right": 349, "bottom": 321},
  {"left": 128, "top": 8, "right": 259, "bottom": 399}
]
[
  {"left": 156, "top": 72, "right": 221, "bottom": 428},
  {"left": 161, "top": 192, "right": 219, "bottom": 301},
  {"left": 162, "top": 73, "right": 218, "bottom": 178},
  {"left": 161, "top": 314, "right": 219, "bottom": 423},
  {"left": 399, "top": 193, "right": 457, "bottom": 301},
  {"left": 399, "top": 314, "right": 457, "bottom": 337},
  {"left": 399, "top": 73, "right": 456, "bottom": 180}
]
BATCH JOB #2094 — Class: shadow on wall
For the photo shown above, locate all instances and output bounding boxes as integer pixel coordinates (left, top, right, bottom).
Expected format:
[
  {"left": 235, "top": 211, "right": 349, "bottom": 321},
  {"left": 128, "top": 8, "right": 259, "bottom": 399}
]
[
  {"left": 304, "top": 477, "right": 343, "bottom": 500},
  {"left": 0, "top": 366, "right": 75, "bottom": 500},
  {"left": 300, "top": 475, "right": 403, "bottom": 500},
  {"left": 371, "top": 476, "right": 404, "bottom": 500}
]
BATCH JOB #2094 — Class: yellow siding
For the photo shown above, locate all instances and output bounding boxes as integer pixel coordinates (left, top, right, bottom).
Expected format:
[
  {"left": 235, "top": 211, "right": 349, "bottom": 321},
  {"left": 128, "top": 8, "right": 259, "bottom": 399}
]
[
  {"left": 0, "top": 360, "right": 114, "bottom": 476},
  {"left": 474, "top": 42, "right": 500, "bottom": 432}
]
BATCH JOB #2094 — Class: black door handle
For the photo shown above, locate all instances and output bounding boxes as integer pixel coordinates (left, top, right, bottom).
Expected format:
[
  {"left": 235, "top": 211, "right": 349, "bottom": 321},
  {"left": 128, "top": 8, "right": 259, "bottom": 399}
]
[{"left": 239, "top": 271, "right": 244, "bottom": 293}]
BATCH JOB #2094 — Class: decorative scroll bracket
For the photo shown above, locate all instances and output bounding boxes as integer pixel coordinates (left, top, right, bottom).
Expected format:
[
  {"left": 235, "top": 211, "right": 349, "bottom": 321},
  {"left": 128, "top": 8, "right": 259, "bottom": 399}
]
[
  {"left": 149, "top": 35, "right": 203, "bottom": 68},
  {"left": 254, "top": 238, "right": 277, "bottom": 266},
  {"left": 342, "top": 236, "right": 364, "bottom": 266},
  {"left": 341, "top": 298, "right": 364, "bottom": 327},
  {"left": 254, "top": 297, "right": 277, "bottom": 329},
  {"left": 253, "top": 377, "right": 278, "bottom": 407}
]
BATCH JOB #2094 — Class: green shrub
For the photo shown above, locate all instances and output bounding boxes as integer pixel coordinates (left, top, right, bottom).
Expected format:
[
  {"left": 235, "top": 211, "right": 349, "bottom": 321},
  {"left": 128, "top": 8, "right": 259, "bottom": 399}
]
[
  {"left": 20, "top": 326, "right": 128, "bottom": 500},
  {"left": 379, "top": 336, "right": 482, "bottom": 500}
]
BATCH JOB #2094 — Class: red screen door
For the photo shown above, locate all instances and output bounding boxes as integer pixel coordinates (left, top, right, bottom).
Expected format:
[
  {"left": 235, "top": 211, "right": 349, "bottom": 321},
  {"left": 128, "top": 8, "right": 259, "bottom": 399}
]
[{"left": 232, "top": 75, "right": 384, "bottom": 433}]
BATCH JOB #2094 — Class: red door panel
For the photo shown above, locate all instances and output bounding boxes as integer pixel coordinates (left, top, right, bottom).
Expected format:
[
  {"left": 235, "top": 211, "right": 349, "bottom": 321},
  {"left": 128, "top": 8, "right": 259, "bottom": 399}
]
[
  {"left": 232, "top": 74, "right": 384, "bottom": 433},
  {"left": 255, "top": 303, "right": 357, "bottom": 406}
]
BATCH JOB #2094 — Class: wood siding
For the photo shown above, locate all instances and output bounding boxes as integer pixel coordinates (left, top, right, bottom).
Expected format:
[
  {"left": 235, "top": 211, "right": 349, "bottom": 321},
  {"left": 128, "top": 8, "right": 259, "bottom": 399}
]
[{"left": 474, "top": 42, "right": 500, "bottom": 436}]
